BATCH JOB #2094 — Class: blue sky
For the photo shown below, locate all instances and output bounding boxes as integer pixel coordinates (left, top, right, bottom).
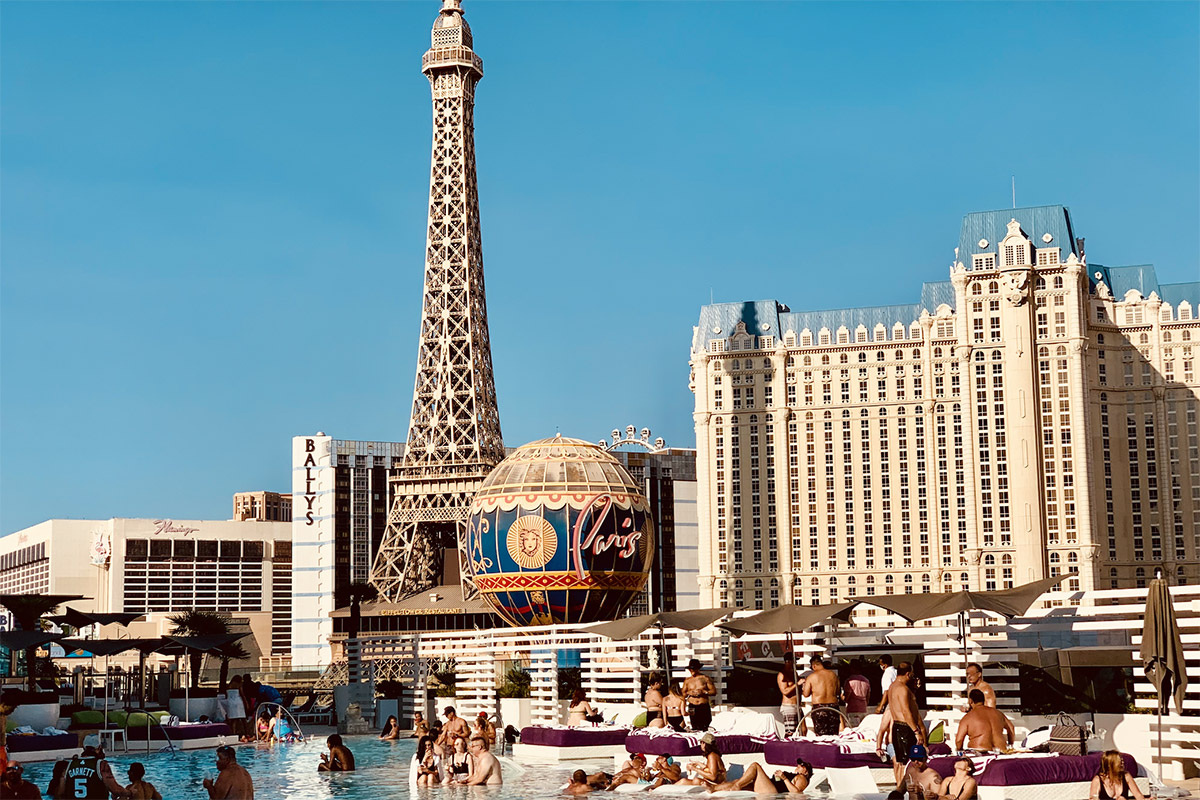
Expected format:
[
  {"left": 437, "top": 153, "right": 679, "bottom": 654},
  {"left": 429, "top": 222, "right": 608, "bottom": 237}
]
[{"left": 2, "top": 1, "right": 1197, "bottom": 534}]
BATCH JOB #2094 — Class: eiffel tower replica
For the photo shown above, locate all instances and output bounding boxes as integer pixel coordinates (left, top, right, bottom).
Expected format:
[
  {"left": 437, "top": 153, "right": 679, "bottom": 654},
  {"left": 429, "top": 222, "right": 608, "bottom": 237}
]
[{"left": 370, "top": 0, "right": 504, "bottom": 602}]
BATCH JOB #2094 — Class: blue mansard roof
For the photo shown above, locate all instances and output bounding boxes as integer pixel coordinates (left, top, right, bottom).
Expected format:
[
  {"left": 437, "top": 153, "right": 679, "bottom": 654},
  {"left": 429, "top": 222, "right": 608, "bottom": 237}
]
[
  {"left": 956, "top": 205, "right": 1079, "bottom": 267},
  {"left": 1089, "top": 264, "right": 1200, "bottom": 309}
]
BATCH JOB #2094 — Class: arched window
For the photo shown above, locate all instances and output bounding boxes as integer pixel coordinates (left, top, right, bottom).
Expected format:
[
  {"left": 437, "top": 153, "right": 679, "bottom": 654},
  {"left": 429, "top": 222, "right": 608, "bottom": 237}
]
[
  {"left": 1049, "top": 552, "right": 1060, "bottom": 563},
  {"left": 988, "top": 281, "right": 999, "bottom": 293},
  {"left": 975, "top": 351, "right": 985, "bottom": 362},
  {"left": 803, "top": 356, "right": 812, "bottom": 366},
  {"left": 885, "top": 575, "right": 894, "bottom": 584},
  {"left": 1035, "top": 277, "right": 1046, "bottom": 291},
  {"left": 858, "top": 352, "right": 867, "bottom": 363},
  {"left": 840, "top": 353, "right": 849, "bottom": 364},
  {"left": 1001, "top": 554, "right": 1012, "bottom": 565},
  {"left": 984, "top": 554, "right": 996, "bottom": 565},
  {"left": 1053, "top": 276, "right": 1064, "bottom": 289},
  {"left": 971, "top": 283, "right": 982, "bottom": 296}
]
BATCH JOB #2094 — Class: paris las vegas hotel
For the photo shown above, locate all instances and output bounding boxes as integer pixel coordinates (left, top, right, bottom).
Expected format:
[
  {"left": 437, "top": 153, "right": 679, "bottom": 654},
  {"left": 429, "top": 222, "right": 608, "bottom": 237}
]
[{"left": 691, "top": 206, "right": 1200, "bottom": 610}]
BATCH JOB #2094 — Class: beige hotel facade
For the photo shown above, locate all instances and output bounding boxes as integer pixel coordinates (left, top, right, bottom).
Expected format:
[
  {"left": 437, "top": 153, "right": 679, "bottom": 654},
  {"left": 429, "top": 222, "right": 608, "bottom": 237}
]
[{"left": 690, "top": 206, "right": 1200, "bottom": 610}]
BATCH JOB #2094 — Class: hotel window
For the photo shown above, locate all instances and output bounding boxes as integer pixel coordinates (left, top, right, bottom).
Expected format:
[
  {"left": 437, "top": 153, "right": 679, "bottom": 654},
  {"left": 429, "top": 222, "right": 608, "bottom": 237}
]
[{"left": 972, "top": 255, "right": 995, "bottom": 270}]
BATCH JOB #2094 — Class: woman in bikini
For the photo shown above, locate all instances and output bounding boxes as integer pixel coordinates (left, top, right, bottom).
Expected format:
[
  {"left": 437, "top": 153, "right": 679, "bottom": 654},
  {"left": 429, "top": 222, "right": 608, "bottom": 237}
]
[
  {"left": 378, "top": 715, "right": 400, "bottom": 741},
  {"left": 663, "top": 680, "right": 687, "bottom": 732},
  {"left": 939, "top": 757, "right": 978, "bottom": 800},
  {"left": 415, "top": 735, "right": 441, "bottom": 787},
  {"left": 644, "top": 674, "right": 665, "bottom": 728},
  {"left": 713, "top": 759, "right": 811, "bottom": 794},
  {"left": 443, "top": 737, "right": 472, "bottom": 785},
  {"left": 567, "top": 689, "right": 602, "bottom": 727},
  {"left": 1089, "top": 751, "right": 1146, "bottom": 800},
  {"left": 676, "top": 739, "right": 726, "bottom": 789}
]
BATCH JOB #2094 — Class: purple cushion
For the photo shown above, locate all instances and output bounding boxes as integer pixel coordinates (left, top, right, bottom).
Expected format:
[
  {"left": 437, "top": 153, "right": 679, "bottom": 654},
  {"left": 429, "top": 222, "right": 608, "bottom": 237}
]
[
  {"left": 125, "top": 722, "right": 231, "bottom": 741},
  {"left": 519, "top": 726, "right": 628, "bottom": 747},
  {"left": 928, "top": 752, "right": 1136, "bottom": 786},
  {"left": 626, "top": 733, "right": 764, "bottom": 758},
  {"left": 5, "top": 733, "right": 76, "bottom": 753},
  {"left": 764, "top": 739, "right": 951, "bottom": 769}
]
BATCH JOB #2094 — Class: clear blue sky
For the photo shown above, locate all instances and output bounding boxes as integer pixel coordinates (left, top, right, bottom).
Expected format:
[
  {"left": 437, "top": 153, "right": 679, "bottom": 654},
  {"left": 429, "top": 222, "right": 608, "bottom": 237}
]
[{"left": 2, "top": 1, "right": 1197, "bottom": 535}]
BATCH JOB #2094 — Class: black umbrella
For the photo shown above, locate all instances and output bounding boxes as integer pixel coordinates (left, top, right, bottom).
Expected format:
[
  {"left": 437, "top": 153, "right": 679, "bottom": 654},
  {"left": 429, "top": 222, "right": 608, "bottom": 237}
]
[
  {"left": 1142, "top": 572, "right": 1188, "bottom": 776},
  {"left": 585, "top": 608, "right": 735, "bottom": 678},
  {"left": 49, "top": 608, "right": 144, "bottom": 631},
  {"left": 0, "top": 594, "right": 86, "bottom": 690}
]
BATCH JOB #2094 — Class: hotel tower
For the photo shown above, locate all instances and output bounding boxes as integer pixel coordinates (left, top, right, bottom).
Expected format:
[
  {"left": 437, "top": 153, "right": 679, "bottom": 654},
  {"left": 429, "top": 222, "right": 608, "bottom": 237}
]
[{"left": 690, "top": 207, "right": 1200, "bottom": 610}]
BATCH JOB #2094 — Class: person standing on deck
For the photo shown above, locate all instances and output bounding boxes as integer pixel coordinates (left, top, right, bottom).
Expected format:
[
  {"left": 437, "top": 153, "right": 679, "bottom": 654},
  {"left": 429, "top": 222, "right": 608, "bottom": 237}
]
[
  {"left": 682, "top": 659, "right": 717, "bottom": 732},
  {"left": 777, "top": 653, "right": 799, "bottom": 736}
]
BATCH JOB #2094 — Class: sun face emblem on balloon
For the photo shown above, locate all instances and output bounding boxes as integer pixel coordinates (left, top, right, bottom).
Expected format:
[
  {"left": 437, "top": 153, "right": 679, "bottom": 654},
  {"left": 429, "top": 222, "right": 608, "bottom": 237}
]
[{"left": 507, "top": 515, "right": 557, "bottom": 569}]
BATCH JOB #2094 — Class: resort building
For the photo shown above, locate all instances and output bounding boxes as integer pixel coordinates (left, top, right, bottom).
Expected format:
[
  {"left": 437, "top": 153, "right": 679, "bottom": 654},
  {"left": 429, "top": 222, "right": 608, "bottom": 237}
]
[
  {"left": 690, "top": 205, "right": 1200, "bottom": 610},
  {"left": 0, "top": 518, "right": 292, "bottom": 657},
  {"left": 233, "top": 490, "right": 293, "bottom": 522}
]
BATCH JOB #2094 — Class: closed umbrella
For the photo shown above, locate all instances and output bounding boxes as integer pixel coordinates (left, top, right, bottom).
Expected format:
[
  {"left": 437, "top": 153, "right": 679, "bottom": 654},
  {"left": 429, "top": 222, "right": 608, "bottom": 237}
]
[{"left": 1142, "top": 572, "right": 1187, "bottom": 776}]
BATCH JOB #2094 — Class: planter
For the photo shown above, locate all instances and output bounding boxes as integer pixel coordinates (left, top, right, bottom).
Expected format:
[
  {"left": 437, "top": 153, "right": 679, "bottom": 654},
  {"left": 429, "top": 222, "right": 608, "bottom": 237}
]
[
  {"left": 169, "top": 696, "right": 219, "bottom": 722},
  {"left": 499, "top": 697, "right": 532, "bottom": 731}
]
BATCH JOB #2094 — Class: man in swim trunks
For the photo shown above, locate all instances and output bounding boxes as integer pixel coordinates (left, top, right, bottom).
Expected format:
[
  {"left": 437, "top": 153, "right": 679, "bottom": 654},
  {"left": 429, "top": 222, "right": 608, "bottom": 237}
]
[
  {"left": 954, "top": 689, "right": 1014, "bottom": 752},
  {"left": 964, "top": 663, "right": 997, "bottom": 709},
  {"left": 682, "top": 659, "right": 717, "bottom": 732},
  {"left": 777, "top": 653, "right": 799, "bottom": 737},
  {"left": 802, "top": 655, "right": 842, "bottom": 736},
  {"left": 465, "top": 736, "right": 503, "bottom": 785},
  {"left": 879, "top": 663, "right": 925, "bottom": 786}
]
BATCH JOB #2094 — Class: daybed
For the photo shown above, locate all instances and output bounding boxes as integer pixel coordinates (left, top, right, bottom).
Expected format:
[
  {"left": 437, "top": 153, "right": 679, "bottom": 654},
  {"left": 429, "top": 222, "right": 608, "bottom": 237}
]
[
  {"left": 513, "top": 706, "right": 640, "bottom": 762},
  {"left": 927, "top": 751, "right": 1150, "bottom": 800},
  {"left": 618, "top": 709, "right": 781, "bottom": 772},
  {"left": 3, "top": 732, "right": 79, "bottom": 763},
  {"left": 124, "top": 721, "right": 234, "bottom": 751}
]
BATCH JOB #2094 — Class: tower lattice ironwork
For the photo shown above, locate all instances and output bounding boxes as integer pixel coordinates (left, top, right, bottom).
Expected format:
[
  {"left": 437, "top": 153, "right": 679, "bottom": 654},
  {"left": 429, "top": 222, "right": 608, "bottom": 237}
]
[{"left": 370, "top": 0, "right": 504, "bottom": 602}]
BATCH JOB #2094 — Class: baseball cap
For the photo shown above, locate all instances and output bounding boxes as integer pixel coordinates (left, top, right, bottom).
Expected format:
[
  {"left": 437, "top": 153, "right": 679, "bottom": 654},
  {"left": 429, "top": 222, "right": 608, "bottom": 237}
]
[{"left": 908, "top": 744, "right": 928, "bottom": 761}]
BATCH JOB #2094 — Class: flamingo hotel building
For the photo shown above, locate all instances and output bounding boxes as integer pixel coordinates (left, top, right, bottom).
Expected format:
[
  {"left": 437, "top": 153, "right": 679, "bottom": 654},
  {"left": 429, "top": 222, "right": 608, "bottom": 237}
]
[{"left": 690, "top": 206, "right": 1200, "bottom": 611}]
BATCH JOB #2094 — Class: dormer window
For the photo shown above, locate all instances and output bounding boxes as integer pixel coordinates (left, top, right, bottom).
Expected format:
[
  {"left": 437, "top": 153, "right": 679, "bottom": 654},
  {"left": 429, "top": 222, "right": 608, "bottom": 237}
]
[
  {"left": 972, "top": 254, "right": 995, "bottom": 270},
  {"left": 1036, "top": 248, "right": 1060, "bottom": 265},
  {"left": 999, "top": 219, "right": 1032, "bottom": 267}
]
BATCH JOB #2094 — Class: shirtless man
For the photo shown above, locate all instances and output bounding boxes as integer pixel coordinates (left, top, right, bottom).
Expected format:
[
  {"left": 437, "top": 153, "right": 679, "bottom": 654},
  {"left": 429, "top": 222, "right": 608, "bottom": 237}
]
[
  {"left": 606, "top": 754, "right": 651, "bottom": 790},
  {"left": 647, "top": 754, "right": 682, "bottom": 788},
  {"left": 443, "top": 707, "right": 470, "bottom": 744},
  {"left": 802, "top": 656, "right": 842, "bottom": 736},
  {"left": 318, "top": 734, "right": 356, "bottom": 772},
  {"left": 964, "top": 664, "right": 996, "bottom": 709},
  {"left": 644, "top": 674, "right": 665, "bottom": 728},
  {"left": 954, "top": 690, "right": 1014, "bottom": 752},
  {"left": 682, "top": 659, "right": 716, "bottom": 732},
  {"left": 565, "top": 769, "right": 596, "bottom": 795},
  {"left": 900, "top": 745, "right": 942, "bottom": 800},
  {"left": 465, "top": 736, "right": 503, "bottom": 785},
  {"left": 777, "top": 653, "right": 799, "bottom": 737},
  {"left": 203, "top": 745, "right": 254, "bottom": 799},
  {"left": 879, "top": 663, "right": 925, "bottom": 786}
]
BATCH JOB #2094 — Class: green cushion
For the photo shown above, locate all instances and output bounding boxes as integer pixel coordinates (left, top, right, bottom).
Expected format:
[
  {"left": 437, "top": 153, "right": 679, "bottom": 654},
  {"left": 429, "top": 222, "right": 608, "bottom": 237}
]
[
  {"left": 106, "top": 711, "right": 128, "bottom": 727},
  {"left": 631, "top": 711, "right": 648, "bottom": 729},
  {"left": 72, "top": 711, "right": 105, "bottom": 727},
  {"left": 4, "top": 719, "right": 16, "bottom": 734},
  {"left": 927, "top": 721, "right": 945, "bottom": 744},
  {"left": 125, "top": 712, "right": 152, "bottom": 728},
  {"left": 149, "top": 711, "right": 169, "bottom": 722}
]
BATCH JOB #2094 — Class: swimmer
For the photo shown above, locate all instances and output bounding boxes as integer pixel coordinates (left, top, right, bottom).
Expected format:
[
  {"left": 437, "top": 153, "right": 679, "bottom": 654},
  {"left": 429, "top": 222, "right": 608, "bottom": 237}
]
[
  {"left": 465, "top": 736, "right": 502, "bottom": 785},
  {"left": 203, "top": 745, "right": 255, "bottom": 799},
  {"left": 379, "top": 715, "right": 400, "bottom": 741},
  {"left": 318, "top": 734, "right": 355, "bottom": 772},
  {"left": 125, "top": 762, "right": 161, "bottom": 800}
]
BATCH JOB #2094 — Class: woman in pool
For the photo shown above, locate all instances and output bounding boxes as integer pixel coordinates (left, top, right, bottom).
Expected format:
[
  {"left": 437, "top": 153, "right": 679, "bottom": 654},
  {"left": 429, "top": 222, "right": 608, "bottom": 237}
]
[
  {"left": 1089, "top": 750, "right": 1145, "bottom": 800},
  {"left": 443, "top": 736, "right": 473, "bottom": 785},
  {"left": 643, "top": 673, "right": 665, "bottom": 728},
  {"left": 712, "top": 759, "right": 811, "bottom": 794},
  {"left": 378, "top": 715, "right": 400, "bottom": 741},
  {"left": 676, "top": 738, "right": 726, "bottom": 789},
  {"left": 938, "top": 757, "right": 978, "bottom": 800},
  {"left": 270, "top": 707, "right": 301, "bottom": 743},
  {"left": 567, "top": 689, "right": 602, "bottom": 727},
  {"left": 663, "top": 680, "right": 687, "bottom": 732},
  {"left": 256, "top": 711, "right": 273, "bottom": 742},
  {"left": 415, "top": 735, "right": 441, "bottom": 787}
]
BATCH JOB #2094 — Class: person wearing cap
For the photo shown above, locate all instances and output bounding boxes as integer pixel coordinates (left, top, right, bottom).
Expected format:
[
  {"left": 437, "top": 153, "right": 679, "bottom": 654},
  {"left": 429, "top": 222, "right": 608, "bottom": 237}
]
[
  {"left": 900, "top": 744, "right": 942, "bottom": 800},
  {"left": 475, "top": 712, "right": 497, "bottom": 750},
  {"left": 682, "top": 658, "right": 717, "bottom": 732},
  {"left": 607, "top": 753, "right": 652, "bottom": 790},
  {"left": 648, "top": 754, "right": 682, "bottom": 788},
  {"left": 203, "top": 744, "right": 255, "bottom": 799},
  {"left": 442, "top": 706, "right": 470, "bottom": 742},
  {"left": 1, "top": 761, "right": 41, "bottom": 799},
  {"left": 53, "top": 746, "right": 130, "bottom": 799},
  {"left": 677, "top": 735, "right": 726, "bottom": 789}
]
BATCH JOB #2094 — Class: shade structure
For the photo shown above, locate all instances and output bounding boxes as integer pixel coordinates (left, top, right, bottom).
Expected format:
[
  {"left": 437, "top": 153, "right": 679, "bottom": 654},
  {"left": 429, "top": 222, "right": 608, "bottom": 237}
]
[
  {"left": 0, "top": 594, "right": 88, "bottom": 625},
  {"left": 846, "top": 574, "right": 1070, "bottom": 622},
  {"left": 584, "top": 608, "right": 734, "bottom": 642},
  {"left": 161, "top": 633, "right": 250, "bottom": 657},
  {"left": 0, "top": 631, "right": 61, "bottom": 651},
  {"left": 58, "top": 638, "right": 163, "bottom": 657},
  {"left": 49, "top": 608, "right": 144, "bottom": 630},
  {"left": 717, "top": 602, "right": 858, "bottom": 636},
  {"left": 1142, "top": 578, "right": 1187, "bottom": 716}
]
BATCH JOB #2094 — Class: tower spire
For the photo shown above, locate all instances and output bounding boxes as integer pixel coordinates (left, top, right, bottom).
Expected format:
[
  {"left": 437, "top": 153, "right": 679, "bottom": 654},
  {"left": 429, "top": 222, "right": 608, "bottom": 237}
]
[{"left": 370, "top": 0, "right": 502, "bottom": 602}]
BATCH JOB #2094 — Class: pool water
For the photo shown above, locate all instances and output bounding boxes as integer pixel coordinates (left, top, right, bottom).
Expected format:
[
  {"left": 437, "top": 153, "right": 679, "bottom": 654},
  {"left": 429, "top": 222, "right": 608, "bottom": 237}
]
[{"left": 16, "top": 736, "right": 578, "bottom": 799}]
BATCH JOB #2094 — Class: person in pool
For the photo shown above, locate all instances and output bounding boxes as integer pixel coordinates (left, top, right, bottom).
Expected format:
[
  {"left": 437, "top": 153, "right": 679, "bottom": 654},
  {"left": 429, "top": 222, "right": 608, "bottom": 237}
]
[
  {"left": 270, "top": 708, "right": 300, "bottom": 743},
  {"left": 676, "top": 737, "right": 725, "bottom": 789},
  {"left": 318, "top": 734, "right": 355, "bottom": 772},
  {"left": 443, "top": 737, "right": 472, "bottom": 785},
  {"left": 125, "top": 762, "right": 162, "bottom": 800},
  {"left": 1089, "top": 750, "right": 1146, "bottom": 800},
  {"left": 564, "top": 770, "right": 595, "bottom": 795},
  {"left": 465, "top": 736, "right": 502, "bottom": 785},
  {"left": 415, "top": 736, "right": 441, "bottom": 787},
  {"left": 203, "top": 745, "right": 254, "bottom": 799},
  {"left": 379, "top": 715, "right": 400, "bottom": 741}
]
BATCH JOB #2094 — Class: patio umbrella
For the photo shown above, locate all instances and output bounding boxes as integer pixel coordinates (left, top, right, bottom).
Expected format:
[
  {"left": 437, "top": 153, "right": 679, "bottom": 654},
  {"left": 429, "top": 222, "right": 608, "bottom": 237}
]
[
  {"left": 1142, "top": 572, "right": 1187, "bottom": 776},
  {"left": 59, "top": 637, "right": 159, "bottom": 733},
  {"left": 162, "top": 634, "right": 249, "bottom": 721},
  {"left": 847, "top": 575, "right": 1070, "bottom": 700},
  {"left": 49, "top": 608, "right": 144, "bottom": 631},
  {"left": 584, "top": 608, "right": 735, "bottom": 678},
  {"left": 718, "top": 602, "right": 859, "bottom": 710},
  {"left": 0, "top": 594, "right": 86, "bottom": 690}
]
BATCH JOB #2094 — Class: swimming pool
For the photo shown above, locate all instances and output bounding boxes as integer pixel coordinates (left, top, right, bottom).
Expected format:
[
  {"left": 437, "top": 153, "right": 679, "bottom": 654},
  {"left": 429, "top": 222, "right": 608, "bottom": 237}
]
[{"left": 16, "top": 736, "right": 578, "bottom": 798}]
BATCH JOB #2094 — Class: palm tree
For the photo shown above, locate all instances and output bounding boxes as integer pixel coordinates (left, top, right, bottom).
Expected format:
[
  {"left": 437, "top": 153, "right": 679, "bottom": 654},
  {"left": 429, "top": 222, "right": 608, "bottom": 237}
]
[{"left": 167, "top": 610, "right": 248, "bottom": 691}]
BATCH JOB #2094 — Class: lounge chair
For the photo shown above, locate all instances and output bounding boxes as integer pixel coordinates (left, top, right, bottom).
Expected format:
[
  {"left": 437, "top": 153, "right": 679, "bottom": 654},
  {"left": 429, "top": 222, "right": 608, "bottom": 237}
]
[{"left": 296, "top": 697, "right": 332, "bottom": 725}]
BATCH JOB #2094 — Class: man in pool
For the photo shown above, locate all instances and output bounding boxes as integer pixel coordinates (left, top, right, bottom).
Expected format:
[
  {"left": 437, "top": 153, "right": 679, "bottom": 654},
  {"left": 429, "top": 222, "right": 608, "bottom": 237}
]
[
  {"left": 203, "top": 744, "right": 255, "bottom": 799},
  {"left": 318, "top": 734, "right": 356, "bottom": 772},
  {"left": 564, "top": 769, "right": 595, "bottom": 795},
  {"left": 465, "top": 736, "right": 503, "bottom": 785},
  {"left": 443, "top": 706, "right": 471, "bottom": 743},
  {"left": 53, "top": 745, "right": 130, "bottom": 799}
]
